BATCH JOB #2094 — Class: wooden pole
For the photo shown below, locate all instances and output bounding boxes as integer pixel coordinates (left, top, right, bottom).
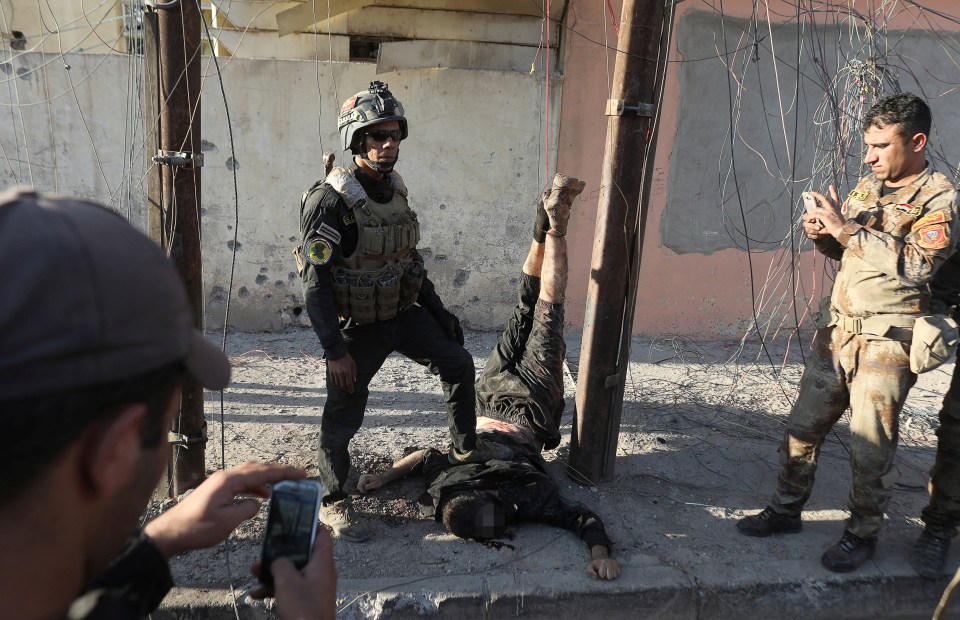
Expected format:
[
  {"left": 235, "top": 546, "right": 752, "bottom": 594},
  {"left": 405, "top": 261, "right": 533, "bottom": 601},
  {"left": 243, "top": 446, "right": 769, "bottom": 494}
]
[
  {"left": 145, "top": 0, "right": 206, "bottom": 497},
  {"left": 568, "top": 0, "right": 669, "bottom": 485}
]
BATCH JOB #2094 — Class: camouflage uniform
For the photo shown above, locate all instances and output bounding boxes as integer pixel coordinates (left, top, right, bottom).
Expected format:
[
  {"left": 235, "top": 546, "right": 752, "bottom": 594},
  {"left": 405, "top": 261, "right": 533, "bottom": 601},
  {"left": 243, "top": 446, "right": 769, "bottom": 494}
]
[
  {"left": 919, "top": 250, "right": 960, "bottom": 537},
  {"left": 771, "top": 167, "right": 959, "bottom": 540}
]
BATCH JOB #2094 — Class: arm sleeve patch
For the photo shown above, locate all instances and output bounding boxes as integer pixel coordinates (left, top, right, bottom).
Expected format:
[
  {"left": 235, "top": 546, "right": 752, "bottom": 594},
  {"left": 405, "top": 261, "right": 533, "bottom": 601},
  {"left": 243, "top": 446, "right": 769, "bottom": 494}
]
[
  {"left": 912, "top": 210, "right": 947, "bottom": 230},
  {"left": 917, "top": 224, "right": 949, "bottom": 250},
  {"left": 305, "top": 236, "right": 334, "bottom": 266}
]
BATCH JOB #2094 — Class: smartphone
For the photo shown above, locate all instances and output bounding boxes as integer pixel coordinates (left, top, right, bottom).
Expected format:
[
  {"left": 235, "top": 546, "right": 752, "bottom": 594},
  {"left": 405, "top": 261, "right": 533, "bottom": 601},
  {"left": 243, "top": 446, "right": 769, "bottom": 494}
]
[
  {"left": 802, "top": 192, "right": 819, "bottom": 215},
  {"left": 258, "top": 480, "right": 322, "bottom": 587}
]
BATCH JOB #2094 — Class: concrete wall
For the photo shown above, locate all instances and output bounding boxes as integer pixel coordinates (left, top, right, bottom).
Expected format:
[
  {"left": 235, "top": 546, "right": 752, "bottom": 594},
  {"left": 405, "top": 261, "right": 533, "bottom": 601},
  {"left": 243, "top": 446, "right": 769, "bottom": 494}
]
[
  {"left": 6, "top": 0, "right": 960, "bottom": 339},
  {"left": 0, "top": 51, "right": 560, "bottom": 332},
  {"left": 556, "top": 0, "right": 960, "bottom": 340},
  {"left": 0, "top": 0, "right": 125, "bottom": 54},
  {"left": 0, "top": 52, "right": 146, "bottom": 206},
  {"left": 202, "top": 60, "right": 560, "bottom": 331}
]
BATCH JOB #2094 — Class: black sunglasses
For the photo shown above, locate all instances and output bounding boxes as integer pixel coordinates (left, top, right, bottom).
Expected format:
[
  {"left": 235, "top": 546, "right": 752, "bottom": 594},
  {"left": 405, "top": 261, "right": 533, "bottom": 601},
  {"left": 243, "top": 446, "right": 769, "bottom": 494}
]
[{"left": 367, "top": 129, "right": 403, "bottom": 143}]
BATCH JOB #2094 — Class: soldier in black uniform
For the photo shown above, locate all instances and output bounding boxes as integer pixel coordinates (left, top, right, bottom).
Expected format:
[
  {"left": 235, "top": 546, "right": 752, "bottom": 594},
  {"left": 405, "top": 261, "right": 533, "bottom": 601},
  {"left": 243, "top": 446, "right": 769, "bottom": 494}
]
[{"left": 298, "top": 82, "right": 510, "bottom": 543}]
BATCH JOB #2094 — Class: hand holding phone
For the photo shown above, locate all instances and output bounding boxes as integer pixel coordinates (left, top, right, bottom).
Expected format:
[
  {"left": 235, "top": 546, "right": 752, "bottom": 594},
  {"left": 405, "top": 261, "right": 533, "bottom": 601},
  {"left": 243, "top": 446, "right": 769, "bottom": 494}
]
[
  {"left": 269, "top": 527, "right": 337, "bottom": 620},
  {"left": 259, "top": 480, "right": 322, "bottom": 587},
  {"left": 802, "top": 192, "right": 819, "bottom": 215},
  {"left": 143, "top": 462, "right": 307, "bottom": 560}
]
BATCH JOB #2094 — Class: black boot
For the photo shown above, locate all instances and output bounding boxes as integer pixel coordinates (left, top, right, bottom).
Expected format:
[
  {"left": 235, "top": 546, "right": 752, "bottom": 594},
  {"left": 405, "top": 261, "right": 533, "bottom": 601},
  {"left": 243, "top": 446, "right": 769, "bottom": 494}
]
[
  {"left": 910, "top": 529, "right": 951, "bottom": 579},
  {"left": 821, "top": 530, "right": 876, "bottom": 572},
  {"left": 736, "top": 506, "right": 802, "bottom": 537}
]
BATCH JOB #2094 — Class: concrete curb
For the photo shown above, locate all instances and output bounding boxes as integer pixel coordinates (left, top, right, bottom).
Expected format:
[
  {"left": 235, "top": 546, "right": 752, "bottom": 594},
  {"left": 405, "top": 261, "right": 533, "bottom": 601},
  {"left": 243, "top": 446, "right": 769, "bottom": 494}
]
[{"left": 156, "top": 566, "right": 954, "bottom": 619}]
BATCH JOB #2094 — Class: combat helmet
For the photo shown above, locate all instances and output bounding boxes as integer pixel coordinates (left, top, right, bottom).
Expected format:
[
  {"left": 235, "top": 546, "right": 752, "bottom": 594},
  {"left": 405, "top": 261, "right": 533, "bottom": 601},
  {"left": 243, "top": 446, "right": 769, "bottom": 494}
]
[{"left": 337, "top": 81, "right": 408, "bottom": 153}]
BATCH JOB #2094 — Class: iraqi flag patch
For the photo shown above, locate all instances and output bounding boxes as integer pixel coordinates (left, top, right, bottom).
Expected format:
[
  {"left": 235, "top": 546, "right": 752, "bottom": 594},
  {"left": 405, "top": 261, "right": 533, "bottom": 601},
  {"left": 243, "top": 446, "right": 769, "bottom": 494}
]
[
  {"left": 917, "top": 224, "right": 949, "bottom": 250},
  {"left": 894, "top": 203, "right": 923, "bottom": 216}
]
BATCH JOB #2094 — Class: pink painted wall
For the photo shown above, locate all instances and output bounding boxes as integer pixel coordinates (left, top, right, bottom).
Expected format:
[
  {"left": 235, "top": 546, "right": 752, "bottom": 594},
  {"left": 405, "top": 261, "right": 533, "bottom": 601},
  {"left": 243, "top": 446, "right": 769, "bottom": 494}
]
[{"left": 556, "top": 0, "right": 960, "bottom": 340}]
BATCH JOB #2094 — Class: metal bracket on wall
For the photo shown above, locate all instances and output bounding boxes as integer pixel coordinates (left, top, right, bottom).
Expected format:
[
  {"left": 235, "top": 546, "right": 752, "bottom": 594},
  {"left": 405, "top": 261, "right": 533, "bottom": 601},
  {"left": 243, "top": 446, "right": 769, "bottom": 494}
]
[
  {"left": 168, "top": 430, "right": 207, "bottom": 448},
  {"left": 606, "top": 99, "right": 655, "bottom": 117},
  {"left": 152, "top": 150, "right": 204, "bottom": 168}
]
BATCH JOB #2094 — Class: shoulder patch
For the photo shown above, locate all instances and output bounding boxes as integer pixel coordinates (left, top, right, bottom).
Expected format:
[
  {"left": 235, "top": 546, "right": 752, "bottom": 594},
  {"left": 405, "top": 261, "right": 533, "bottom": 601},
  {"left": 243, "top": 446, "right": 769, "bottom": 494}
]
[
  {"left": 912, "top": 210, "right": 947, "bottom": 230},
  {"left": 848, "top": 190, "right": 868, "bottom": 201},
  {"left": 917, "top": 224, "right": 949, "bottom": 250},
  {"left": 304, "top": 236, "right": 334, "bottom": 266},
  {"left": 894, "top": 203, "right": 923, "bottom": 216}
]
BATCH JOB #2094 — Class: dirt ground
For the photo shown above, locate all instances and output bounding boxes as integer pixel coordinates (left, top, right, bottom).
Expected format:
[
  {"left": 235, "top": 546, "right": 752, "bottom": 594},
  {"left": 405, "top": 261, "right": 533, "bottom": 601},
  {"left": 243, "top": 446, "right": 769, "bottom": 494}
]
[{"left": 150, "top": 326, "right": 956, "bottom": 618}]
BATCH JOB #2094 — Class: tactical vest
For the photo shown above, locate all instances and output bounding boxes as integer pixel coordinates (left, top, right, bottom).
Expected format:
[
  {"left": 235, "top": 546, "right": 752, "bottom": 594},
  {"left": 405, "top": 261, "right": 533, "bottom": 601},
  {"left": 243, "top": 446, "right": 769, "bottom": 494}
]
[{"left": 325, "top": 167, "right": 424, "bottom": 325}]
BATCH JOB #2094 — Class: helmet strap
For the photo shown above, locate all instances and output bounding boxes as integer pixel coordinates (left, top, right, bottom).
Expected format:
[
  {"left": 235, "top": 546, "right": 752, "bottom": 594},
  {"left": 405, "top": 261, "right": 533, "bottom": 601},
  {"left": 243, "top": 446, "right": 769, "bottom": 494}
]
[{"left": 359, "top": 151, "right": 396, "bottom": 173}]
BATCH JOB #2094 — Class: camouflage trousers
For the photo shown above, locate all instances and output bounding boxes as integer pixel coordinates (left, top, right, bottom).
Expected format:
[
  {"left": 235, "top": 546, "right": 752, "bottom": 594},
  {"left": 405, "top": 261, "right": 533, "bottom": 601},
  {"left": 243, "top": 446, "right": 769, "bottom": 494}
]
[
  {"left": 771, "top": 325, "right": 916, "bottom": 539},
  {"left": 920, "top": 364, "right": 960, "bottom": 537}
]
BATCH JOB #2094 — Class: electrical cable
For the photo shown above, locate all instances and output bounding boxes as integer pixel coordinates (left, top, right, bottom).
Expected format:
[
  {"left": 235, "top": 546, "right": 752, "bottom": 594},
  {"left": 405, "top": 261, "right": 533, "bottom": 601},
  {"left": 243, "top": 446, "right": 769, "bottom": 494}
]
[{"left": 197, "top": 2, "right": 243, "bottom": 617}]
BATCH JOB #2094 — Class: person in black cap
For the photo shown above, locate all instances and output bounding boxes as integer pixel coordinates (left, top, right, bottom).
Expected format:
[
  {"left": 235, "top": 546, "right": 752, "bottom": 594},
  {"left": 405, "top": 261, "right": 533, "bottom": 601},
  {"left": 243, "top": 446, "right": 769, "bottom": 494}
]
[
  {"left": 0, "top": 190, "right": 336, "bottom": 620},
  {"left": 297, "top": 81, "right": 511, "bottom": 543}
]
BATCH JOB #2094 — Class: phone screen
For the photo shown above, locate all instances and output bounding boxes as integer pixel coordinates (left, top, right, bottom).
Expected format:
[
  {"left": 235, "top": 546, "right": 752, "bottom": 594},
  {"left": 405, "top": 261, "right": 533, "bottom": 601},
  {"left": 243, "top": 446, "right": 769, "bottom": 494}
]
[{"left": 259, "top": 480, "right": 321, "bottom": 586}]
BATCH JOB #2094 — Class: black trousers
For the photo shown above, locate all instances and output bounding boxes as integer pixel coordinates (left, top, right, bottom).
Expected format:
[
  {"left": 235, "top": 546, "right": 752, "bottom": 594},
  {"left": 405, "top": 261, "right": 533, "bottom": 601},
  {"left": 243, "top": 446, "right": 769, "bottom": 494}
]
[
  {"left": 317, "top": 304, "right": 477, "bottom": 504},
  {"left": 922, "top": 362, "right": 960, "bottom": 536}
]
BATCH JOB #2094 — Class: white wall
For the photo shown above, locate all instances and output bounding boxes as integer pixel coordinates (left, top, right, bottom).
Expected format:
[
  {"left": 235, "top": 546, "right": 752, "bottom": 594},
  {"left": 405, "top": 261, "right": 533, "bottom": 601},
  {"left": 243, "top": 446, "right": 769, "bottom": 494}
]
[
  {"left": 0, "top": 1, "right": 124, "bottom": 54},
  {"left": 0, "top": 52, "right": 561, "bottom": 332}
]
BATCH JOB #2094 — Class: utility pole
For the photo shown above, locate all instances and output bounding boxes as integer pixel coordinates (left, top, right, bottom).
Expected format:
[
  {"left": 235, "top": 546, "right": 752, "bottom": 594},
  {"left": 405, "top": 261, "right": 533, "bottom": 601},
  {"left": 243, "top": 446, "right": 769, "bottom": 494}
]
[
  {"left": 143, "top": 0, "right": 206, "bottom": 497},
  {"left": 568, "top": 0, "right": 669, "bottom": 484}
]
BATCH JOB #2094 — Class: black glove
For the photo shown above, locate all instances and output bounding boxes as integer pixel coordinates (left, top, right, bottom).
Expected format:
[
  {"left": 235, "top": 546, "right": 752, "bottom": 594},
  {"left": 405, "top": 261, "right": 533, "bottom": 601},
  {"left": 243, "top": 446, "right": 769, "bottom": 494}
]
[{"left": 432, "top": 307, "right": 464, "bottom": 346}]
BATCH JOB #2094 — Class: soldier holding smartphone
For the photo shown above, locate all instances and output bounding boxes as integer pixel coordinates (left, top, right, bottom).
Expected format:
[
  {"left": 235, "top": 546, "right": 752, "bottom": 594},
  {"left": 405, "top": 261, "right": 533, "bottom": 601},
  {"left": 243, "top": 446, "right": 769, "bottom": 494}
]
[{"left": 738, "top": 93, "right": 960, "bottom": 573}]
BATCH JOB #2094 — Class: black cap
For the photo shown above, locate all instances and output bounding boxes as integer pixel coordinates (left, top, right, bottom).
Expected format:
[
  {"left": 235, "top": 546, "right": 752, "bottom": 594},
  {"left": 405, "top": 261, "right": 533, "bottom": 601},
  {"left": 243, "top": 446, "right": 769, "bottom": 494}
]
[{"left": 0, "top": 189, "right": 230, "bottom": 400}]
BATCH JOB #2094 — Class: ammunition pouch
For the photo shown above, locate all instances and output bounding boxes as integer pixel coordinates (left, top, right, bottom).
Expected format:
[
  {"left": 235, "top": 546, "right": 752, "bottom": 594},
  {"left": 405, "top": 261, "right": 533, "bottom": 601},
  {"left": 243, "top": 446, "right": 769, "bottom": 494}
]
[
  {"left": 357, "top": 215, "right": 421, "bottom": 256},
  {"left": 349, "top": 275, "right": 377, "bottom": 325},
  {"left": 910, "top": 314, "right": 959, "bottom": 374},
  {"left": 399, "top": 260, "right": 426, "bottom": 309},
  {"left": 331, "top": 263, "right": 415, "bottom": 325},
  {"left": 376, "top": 269, "right": 402, "bottom": 321}
]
